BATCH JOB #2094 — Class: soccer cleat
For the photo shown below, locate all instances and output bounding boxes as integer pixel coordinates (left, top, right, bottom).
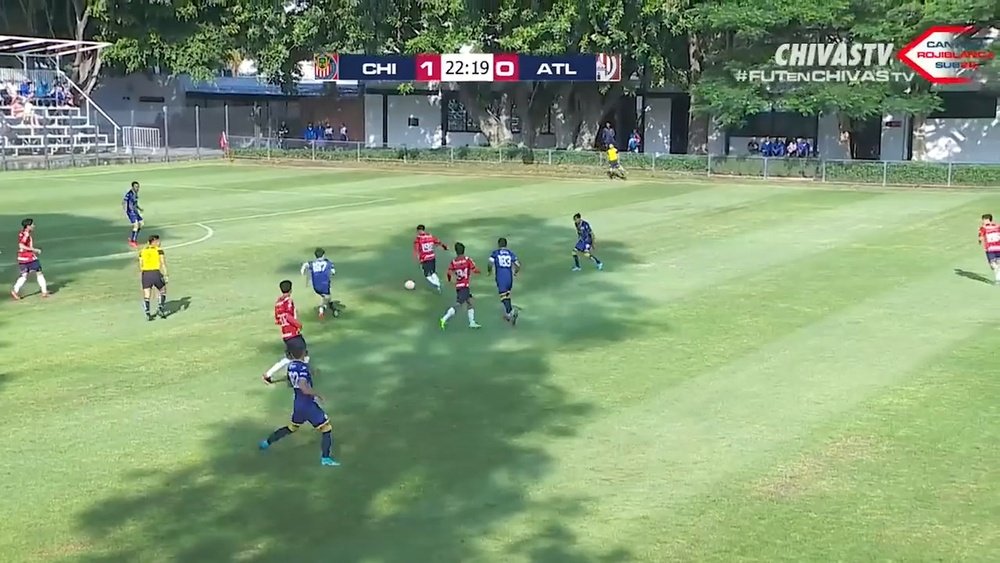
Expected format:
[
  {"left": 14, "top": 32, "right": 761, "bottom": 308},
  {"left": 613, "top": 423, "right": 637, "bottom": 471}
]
[
  {"left": 469, "top": 322, "right": 482, "bottom": 329},
  {"left": 571, "top": 267, "right": 582, "bottom": 272},
  {"left": 321, "top": 457, "right": 340, "bottom": 466},
  {"left": 41, "top": 293, "right": 50, "bottom": 298},
  {"left": 157, "top": 309, "right": 167, "bottom": 319},
  {"left": 318, "top": 308, "right": 326, "bottom": 319},
  {"left": 596, "top": 262, "right": 604, "bottom": 271},
  {"left": 128, "top": 240, "right": 138, "bottom": 248},
  {"left": 259, "top": 440, "right": 270, "bottom": 450},
  {"left": 146, "top": 313, "right": 155, "bottom": 321},
  {"left": 439, "top": 318, "right": 447, "bottom": 330},
  {"left": 510, "top": 308, "right": 519, "bottom": 327},
  {"left": 10, "top": 290, "right": 20, "bottom": 300}
]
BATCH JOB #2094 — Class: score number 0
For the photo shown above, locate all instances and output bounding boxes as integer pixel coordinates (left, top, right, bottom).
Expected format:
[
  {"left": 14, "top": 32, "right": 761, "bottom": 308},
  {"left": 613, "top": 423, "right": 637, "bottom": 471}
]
[{"left": 416, "top": 53, "right": 518, "bottom": 81}]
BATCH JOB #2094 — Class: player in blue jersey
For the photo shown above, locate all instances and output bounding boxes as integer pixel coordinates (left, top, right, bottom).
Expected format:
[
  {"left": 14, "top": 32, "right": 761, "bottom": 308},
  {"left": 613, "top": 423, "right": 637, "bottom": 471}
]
[
  {"left": 300, "top": 247, "right": 338, "bottom": 319},
  {"left": 488, "top": 237, "right": 521, "bottom": 325},
  {"left": 123, "top": 181, "right": 144, "bottom": 248},
  {"left": 260, "top": 347, "right": 339, "bottom": 467},
  {"left": 572, "top": 213, "right": 604, "bottom": 271}
]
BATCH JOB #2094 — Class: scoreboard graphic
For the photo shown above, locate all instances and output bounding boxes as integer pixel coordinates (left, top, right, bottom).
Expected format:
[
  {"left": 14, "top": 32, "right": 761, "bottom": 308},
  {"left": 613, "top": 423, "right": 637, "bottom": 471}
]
[{"left": 312, "top": 53, "right": 622, "bottom": 82}]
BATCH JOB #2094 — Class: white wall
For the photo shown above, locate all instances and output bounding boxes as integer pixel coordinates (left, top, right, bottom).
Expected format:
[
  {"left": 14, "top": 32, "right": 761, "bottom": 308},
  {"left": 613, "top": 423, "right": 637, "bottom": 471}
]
[
  {"left": 448, "top": 131, "right": 489, "bottom": 147},
  {"left": 363, "top": 93, "right": 383, "bottom": 147},
  {"left": 92, "top": 74, "right": 186, "bottom": 127},
  {"left": 880, "top": 114, "right": 910, "bottom": 161},
  {"left": 918, "top": 112, "right": 1000, "bottom": 163},
  {"left": 383, "top": 94, "right": 444, "bottom": 148},
  {"left": 643, "top": 97, "right": 671, "bottom": 154},
  {"left": 818, "top": 113, "right": 851, "bottom": 160}
]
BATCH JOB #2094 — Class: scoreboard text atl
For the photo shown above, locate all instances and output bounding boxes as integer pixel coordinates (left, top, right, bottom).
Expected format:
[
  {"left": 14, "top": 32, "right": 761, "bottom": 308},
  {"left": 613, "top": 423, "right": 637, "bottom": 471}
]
[{"left": 313, "top": 53, "right": 622, "bottom": 82}]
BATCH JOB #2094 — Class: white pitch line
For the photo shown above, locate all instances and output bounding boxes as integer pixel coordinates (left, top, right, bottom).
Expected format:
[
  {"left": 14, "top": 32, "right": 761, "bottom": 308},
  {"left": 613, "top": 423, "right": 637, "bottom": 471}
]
[
  {"left": 149, "top": 182, "right": 380, "bottom": 199},
  {"left": 41, "top": 196, "right": 395, "bottom": 244},
  {"left": 0, "top": 223, "right": 216, "bottom": 270}
]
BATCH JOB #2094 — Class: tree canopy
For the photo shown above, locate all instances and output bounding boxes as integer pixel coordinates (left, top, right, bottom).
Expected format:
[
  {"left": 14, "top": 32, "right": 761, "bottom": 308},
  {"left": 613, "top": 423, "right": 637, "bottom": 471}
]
[{"left": 6, "top": 0, "right": 1000, "bottom": 153}]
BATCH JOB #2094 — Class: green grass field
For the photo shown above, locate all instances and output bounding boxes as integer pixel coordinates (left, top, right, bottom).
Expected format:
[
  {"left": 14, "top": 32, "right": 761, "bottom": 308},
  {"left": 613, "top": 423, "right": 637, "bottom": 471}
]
[{"left": 1, "top": 162, "right": 999, "bottom": 562}]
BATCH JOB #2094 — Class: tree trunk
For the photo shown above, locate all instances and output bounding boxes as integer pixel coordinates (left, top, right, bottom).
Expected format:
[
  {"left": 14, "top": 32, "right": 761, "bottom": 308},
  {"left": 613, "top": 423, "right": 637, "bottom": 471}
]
[
  {"left": 553, "top": 83, "right": 624, "bottom": 149},
  {"left": 911, "top": 114, "right": 926, "bottom": 161},
  {"left": 457, "top": 83, "right": 514, "bottom": 146},
  {"left": 686, "top": 33, "right": 709, "bottom": 154},
  {"left": 70, "top": 0, "right": 101, "bottom": 94}
]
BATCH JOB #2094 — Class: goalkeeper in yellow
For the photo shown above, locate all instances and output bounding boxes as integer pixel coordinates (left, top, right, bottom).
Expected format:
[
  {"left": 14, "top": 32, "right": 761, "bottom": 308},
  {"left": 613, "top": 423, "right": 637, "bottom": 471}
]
[{"left": 606, "top": 144, "right": 626, "bottom": 180}]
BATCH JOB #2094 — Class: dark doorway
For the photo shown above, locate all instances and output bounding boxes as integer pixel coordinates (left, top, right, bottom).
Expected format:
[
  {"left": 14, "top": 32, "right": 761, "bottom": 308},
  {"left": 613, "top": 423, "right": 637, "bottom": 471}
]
[
  {"left": 670, "top": 95, "right": 690, "bottom": 154},
  {"left": 850, "top": 117, "right": 881, "bottom": 160}
]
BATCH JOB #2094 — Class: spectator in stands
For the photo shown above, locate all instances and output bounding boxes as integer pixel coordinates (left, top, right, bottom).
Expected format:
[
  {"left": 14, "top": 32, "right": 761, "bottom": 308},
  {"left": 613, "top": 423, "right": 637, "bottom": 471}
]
[
  {"left": 759, "top": 137, "right": 772, "bottom": 157},
  {"left": 22, "top": 97, "right": 39, "bottom": 129},
  {"left": 599, "top": 121, "right": 615, "bottom": 149},
  {"left": 54, "top": 84, "right": 67, "bottom": 107},
  {"left": 304, "top": 122, "right": 317, "bottom": 141},
  {"left": 747, "top": 137, "right": 760, "bottom": 155},
  {"left": 627, "top": 129, "right": 641, "bottom": 152},
  {"left": 339, "top": 122, "right": 348, "bottom": 141},
  {"left": 786, "top": 137, "right": 798, "bottom": 157},
  {"left": 796, "top": 137, "right": 809, "bottom": 158},
  {"left": 323, "top": 121, "right": 334, "bottom": 141},
  {"left": 277, "top": 121, "right": 289, "bottom": 148},
  {"left": 10, "top": 97, "right": 24, "bottom": 121},
  {"left": 0, "top": 83, "right": 11, "bottom": 106},
  {"left": 36, "top": 81, "right": 50, "bottom": 104},
  {"left": 18, "top": 80, "right": 31, "bottom": 98}
]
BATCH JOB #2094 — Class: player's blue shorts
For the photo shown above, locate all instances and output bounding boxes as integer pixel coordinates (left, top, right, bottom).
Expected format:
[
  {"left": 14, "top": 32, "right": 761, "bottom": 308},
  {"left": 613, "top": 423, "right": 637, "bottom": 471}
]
[
  {"left": 496, "top": 277, "right": 513, "bottom": 296},
  {"left": 127, "top": 212, "right": 143, "bottom": 224},
  {"left": 18, "top": 260, "right": 41, "bottom": 274},
  {"left": 291, "top": 400, "right": 328, "bottom": 427},
  {"left": 313, "top": 284, "right": 331, "bottom": 297},
  {"left": 574, "top": 241, "right": 592, "bottom": 253},
  {"left": 986, "top": 251, "right": 1000, "bottom": 263}
]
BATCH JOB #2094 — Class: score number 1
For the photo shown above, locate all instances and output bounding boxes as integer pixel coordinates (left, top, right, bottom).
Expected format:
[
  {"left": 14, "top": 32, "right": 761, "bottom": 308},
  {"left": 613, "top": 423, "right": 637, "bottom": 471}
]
[{"left": 415, "top": 53, "right": 441, "bottom": 81}]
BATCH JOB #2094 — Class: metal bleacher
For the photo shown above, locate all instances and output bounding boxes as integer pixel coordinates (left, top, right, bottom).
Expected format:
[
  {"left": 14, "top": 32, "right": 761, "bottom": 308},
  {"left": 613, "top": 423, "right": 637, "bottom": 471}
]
[{"left": 0, "top": 36, "right": 119, "bottom": 157}]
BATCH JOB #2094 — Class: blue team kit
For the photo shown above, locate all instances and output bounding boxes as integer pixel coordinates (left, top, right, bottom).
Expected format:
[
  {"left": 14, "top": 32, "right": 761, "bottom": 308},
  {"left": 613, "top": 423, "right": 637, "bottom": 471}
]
[{"left": 306, "top": 257, "right": 334, "bottom": 296}]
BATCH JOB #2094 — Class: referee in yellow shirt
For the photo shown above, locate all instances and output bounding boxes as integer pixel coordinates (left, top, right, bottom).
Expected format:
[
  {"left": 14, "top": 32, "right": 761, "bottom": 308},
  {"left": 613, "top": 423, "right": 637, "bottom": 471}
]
[
  {"left": 139, "top": 235, "right": 168, "bottom": 320},
  {"left": 606, "top": 144, "right": 626, "bottom": 180}
]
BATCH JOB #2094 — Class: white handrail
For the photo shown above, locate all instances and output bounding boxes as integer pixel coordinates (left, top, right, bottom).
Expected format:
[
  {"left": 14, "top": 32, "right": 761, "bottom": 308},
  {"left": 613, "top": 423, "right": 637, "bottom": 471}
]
[{"left": 55, "top": 69, "right": 120, "bottom": 133}]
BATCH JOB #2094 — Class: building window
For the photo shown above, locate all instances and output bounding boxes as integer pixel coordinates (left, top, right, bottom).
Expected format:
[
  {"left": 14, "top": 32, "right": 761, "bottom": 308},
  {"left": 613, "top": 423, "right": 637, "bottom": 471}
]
[
  {"left": 930, "top": 92, "right": 997, "bottom": 119},
  {"left": 446, "top": 98, "right": 480, "bottom": 133},
  {"left": 540, "top": 107, "right": 554, "bottom": 134}
]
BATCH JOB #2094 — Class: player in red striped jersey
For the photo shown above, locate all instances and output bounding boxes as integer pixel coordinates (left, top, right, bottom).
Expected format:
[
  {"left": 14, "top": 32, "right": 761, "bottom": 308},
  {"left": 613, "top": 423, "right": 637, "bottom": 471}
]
[
  {"left": 978, "top": 213, "right": 1000, "bottom": 285},
  {"left": 11, "top": 218, "right": 49, "bottom": 300},
  {"left": 414, "top": 224, "right": 447, "bottom": 293},
  {"left": 439, "top": 242, "right": 481, "bottom": 329},
  {"left": 263, "top": 280, "right": 310, "bottom": 382}
]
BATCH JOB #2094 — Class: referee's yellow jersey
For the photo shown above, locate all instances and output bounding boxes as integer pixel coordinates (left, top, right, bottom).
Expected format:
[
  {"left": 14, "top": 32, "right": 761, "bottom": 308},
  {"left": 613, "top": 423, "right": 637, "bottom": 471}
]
[{"left": 139, "top": 245, "right": 163, "bottom": 271}]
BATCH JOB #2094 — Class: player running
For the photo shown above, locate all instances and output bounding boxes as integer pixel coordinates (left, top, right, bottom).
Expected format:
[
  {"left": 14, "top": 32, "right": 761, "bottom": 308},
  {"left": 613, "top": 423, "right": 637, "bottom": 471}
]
[
  {"left": 11, "top": 218, "right": 49, "bottom": 300},
  {"left": 260, "top": 347, "right": 340, "bottom": 467},
  {"left": 572, "top": 213, "right": 604, "bottom": 272},
  {"left": 440, "top": 242, "right": 481, "bottom": 330},
  {"left": 488, "top": 237, "right": 521, "bottom": 325},
  {"left": 607, "top": 144, "right": 626, "bottom": 179},
  {"left": 123, "top": 181, "right": 144, "bottom": 248},
  {"left": 263, "top": 280, "right": 310, "bottom": 382},
  {"left": 414, "top": 224, "right": 448, "bottom": 293},
  {"left": 138, "top": 235, "right": 168, "bottom": 320},
  {"left": 978, "top": 213, "right": 1000, "bottom": 284},
  {"left": 300, "top": 247, "right": 338, "bottom": 318}
]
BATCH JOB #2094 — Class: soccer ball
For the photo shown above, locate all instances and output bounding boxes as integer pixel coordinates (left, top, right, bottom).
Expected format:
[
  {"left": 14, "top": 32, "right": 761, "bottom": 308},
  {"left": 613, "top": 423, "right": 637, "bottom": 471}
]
[{"left": 404, "top": 280, "right": 416, "bottom": 290}]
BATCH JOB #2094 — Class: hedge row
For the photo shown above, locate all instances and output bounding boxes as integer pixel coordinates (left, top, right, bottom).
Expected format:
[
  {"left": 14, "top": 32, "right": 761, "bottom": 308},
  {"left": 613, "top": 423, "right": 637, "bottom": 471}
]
[{"left": 230, "top": 146, "right": 1000, "bottom": 187}]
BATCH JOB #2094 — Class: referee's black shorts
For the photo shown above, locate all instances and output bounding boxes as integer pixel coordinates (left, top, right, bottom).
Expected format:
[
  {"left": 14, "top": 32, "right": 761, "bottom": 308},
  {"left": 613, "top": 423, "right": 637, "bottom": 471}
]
[{"left": 141, "top": 270, "right": 165, "bottom": 290}]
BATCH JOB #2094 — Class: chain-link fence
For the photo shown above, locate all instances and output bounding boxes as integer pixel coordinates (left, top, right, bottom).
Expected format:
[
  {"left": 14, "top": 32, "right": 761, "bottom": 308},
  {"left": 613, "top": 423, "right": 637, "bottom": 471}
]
[
  {"left": 222, "top": 137, "right": 1000, "bottom": 188},
  {"left": 6, "top": 121, "right": 1000, "bottom": 189}
]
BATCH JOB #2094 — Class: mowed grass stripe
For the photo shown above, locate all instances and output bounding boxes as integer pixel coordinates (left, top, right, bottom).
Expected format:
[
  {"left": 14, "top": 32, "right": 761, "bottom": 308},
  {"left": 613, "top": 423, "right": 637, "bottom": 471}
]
[{"left": 673, "top": 330, "right": 1000, "bottom": 561}]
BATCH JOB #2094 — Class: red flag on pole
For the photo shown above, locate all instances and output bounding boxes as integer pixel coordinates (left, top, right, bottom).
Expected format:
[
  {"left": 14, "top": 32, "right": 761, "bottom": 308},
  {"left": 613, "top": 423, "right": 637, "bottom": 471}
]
[{"left": 219, "top": 131, "right": 229, "bottom": 150}]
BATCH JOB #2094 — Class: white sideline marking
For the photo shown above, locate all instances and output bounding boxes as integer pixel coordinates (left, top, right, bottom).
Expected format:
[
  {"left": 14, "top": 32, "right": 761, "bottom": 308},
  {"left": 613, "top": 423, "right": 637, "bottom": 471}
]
[
  {"left": 151, "top": 182, "right": 379, "bottom": 199},
  {"left": 0, "top": 223, "right": 216, "bottom": 270},
  {"left": 42, "top": 196, "right": 395, "bottom": 244}
]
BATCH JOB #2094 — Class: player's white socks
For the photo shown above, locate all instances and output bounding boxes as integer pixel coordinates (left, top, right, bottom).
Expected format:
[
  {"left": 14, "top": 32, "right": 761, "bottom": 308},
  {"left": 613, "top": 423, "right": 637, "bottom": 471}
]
[
  {"left": 266, "top": 357, "right": 291, "bottom": 378},
  {"left": 467, "top": 308, "right": 476, "bottom": 326},
  {"left": 12, "top": 275, "right": 27, "bottom": 293},
  {"left": 442, "top": 307, "right": 456, "bottom": 322},
  {"left": 994, "top": 267, "right": 1000, "bottom": 283},
  {"left": 427, "top": 273, "right": 441, "bottom": 288},
  {"left": 36, "top": 274, "right": 48, "bottom": 294}
]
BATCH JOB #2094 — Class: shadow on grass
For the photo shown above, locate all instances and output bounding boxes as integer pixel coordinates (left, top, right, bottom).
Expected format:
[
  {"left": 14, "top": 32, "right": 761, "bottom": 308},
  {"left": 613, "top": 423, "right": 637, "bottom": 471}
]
[
  {"left": 954, "top": 268, "right": 993, "bottom": 285},
  {"left": 74, "top": 214, "right": 651, "bottom": 561}
]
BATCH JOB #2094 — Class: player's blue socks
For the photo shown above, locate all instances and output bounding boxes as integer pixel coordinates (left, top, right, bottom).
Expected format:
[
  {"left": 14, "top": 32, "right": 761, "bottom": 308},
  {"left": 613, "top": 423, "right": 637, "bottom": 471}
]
[
  {"left": 129, "top": 229, "right": 138, "bottom": 243},
  {"left": 501, "top": 297, "right": 513, "bottom": 315},
  {"left": 591, "top": 255, "right": 603, "bottom": 269},
  {"left": 572, "top": 255, "right": 581, "bottom": 269},
  {"left": 264, "top": 426, "right": 293, "bottom": 447},
  {"left": 321, "top": 431, "right": 333, "bottom": 457}
]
